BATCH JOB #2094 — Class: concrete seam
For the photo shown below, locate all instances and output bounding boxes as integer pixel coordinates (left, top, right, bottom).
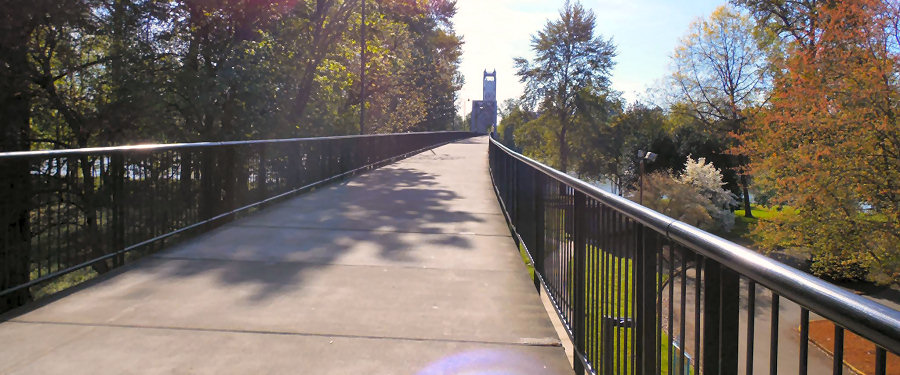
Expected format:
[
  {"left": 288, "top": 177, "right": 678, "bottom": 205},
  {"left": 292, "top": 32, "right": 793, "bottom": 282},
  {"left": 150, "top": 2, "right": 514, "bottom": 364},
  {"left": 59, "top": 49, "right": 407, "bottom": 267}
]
[
  {"left": 7, "top": 320, "right": 563, "bottom": 348},
  {"left": 228, "top": 224, "right": 510, "bottom": 237},
  {"left": 148, "top": 255, "right": 526, "bottom": 273}
]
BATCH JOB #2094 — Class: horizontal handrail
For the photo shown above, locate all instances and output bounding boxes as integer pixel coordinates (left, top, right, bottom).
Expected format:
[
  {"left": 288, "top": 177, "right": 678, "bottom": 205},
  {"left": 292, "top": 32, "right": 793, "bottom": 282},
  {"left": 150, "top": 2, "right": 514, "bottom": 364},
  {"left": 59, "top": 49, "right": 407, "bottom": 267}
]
[
  {"left": 489, "top": 136, "right": 900, "bottom": 355},
  {"left": 0, "top": 131, "right": 463, "bottom": 159},
  {"left": 0, "top": 132, "right": 474, "bottom": 313}
]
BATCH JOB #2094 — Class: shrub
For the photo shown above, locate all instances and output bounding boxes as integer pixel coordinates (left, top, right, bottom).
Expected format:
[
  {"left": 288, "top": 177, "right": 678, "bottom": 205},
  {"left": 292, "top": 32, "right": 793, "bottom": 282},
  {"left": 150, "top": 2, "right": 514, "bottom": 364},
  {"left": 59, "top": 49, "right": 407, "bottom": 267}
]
[{"left": 809, "top": 252, "right": 870, "bottom": 283}]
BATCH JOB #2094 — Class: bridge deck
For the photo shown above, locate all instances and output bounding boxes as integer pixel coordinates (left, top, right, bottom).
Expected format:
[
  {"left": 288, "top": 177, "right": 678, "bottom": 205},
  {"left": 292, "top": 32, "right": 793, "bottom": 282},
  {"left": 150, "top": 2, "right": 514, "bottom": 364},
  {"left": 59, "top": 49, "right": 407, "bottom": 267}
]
[{"left": 0, "top": 137, "right": 571, "bottom": 374}]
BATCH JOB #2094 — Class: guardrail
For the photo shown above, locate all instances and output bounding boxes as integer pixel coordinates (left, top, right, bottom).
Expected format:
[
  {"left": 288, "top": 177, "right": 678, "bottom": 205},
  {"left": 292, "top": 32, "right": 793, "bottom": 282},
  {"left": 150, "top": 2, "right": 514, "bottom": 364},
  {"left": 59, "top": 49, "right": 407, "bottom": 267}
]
[
  {"left": 488, "top": 137, "right": 900, "bottom": 375},
  {"left": 0, "top": 131, "right": 473, "bottom": 312}
]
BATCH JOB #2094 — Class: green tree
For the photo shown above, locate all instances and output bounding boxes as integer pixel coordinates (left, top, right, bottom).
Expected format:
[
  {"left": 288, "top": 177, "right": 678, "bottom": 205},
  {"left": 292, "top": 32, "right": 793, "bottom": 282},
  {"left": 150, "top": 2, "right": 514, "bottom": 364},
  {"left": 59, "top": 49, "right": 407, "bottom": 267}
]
[
  {"left": 497, "top": 99, "right": 534, "bottom": 151},
  {"left": 669, "top": 5, "right": 771, "bottom": 217},
  {"left": 583, "top": 102, "right": 672, "bottom": 195},
  {"left": 0, "top": 0, "right": 467, "bottom": 312},
  {"left": 513, "top": 0, "right": 616, "bottom": 172}
]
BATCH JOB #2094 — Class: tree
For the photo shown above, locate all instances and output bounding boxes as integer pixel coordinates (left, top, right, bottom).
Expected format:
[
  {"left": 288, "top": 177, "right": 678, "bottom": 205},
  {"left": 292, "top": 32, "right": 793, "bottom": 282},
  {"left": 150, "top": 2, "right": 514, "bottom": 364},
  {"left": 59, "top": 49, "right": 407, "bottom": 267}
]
[
  {"left": 733, "top": 0, "right": 821, "bottom": 50},
  {"left": 670, "top": 5, "right": 771, "bottom": 217},
  {"left": 514, "top": 0, "right": 616, "bottom": 172},
  {"left": 497, "top": 99, "right": 534, "bottom": 151},
  {"left": 633, "top": 156, "right": 738, "bottom": 232},
  {"left": 0, "top": 0, "right": 467, "bottom": 312},
  {"left": 747, "top": 0, "right": 900, "bottom": 284},
  {"left": 587, "top": 102, "right": 672, "bottom": 195},
  {"left": 680, "top": 156, "right": 739, "bottom": 230}
]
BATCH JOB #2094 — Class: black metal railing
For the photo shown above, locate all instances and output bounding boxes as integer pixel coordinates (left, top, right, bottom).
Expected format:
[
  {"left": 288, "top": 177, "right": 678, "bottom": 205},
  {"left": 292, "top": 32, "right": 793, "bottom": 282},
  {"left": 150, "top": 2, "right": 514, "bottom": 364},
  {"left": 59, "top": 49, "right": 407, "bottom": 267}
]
[
  {"left": 0, "top": 131, "right": 472, "bottom": 312},
  {"left": 489, "top": 137, "right": 900, "bottom": 375}
]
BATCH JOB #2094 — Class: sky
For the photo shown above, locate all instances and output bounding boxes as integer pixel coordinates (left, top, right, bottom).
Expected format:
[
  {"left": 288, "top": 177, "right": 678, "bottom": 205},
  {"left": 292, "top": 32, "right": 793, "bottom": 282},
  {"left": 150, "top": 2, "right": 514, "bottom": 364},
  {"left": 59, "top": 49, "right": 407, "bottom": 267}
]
[{"left": 453, "top": 0, "right": 727, "bottom": 114}]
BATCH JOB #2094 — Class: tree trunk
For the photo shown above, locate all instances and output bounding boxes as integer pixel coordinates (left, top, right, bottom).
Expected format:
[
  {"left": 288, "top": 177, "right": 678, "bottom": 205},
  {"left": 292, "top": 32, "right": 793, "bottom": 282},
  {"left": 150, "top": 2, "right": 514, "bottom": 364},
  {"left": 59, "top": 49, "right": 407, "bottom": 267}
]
[
  {"left": 558, "top": 115, "right": 569, "bottom": 172},
  {"left": 740, "top": 174, "right": 754, "bottom": 218}
]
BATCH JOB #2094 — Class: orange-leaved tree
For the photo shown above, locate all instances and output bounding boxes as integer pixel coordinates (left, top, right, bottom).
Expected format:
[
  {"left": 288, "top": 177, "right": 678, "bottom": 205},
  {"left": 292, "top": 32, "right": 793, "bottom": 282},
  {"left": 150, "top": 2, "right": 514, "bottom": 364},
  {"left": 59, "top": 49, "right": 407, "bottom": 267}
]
[{"left": 747, "top": 0, "right": 900, "bottom": 283}]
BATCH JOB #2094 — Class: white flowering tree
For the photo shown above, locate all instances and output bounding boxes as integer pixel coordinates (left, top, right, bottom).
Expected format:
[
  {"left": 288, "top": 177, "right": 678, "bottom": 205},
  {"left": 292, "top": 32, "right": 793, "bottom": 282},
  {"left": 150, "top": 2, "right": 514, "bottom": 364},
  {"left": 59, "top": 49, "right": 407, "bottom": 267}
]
[
  {"left": 680, "top": 156, "right": 738, "bottom": 230},
  {"left": 634, "top": 156, "right": 738, "bottom": 232}
]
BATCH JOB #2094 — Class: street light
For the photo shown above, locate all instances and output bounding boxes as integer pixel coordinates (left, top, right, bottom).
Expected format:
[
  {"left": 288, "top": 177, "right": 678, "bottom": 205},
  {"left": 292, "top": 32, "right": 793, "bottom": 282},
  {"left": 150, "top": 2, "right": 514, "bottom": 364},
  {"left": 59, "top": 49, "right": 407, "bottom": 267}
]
[
  {"left": 464, "top": 98, "right": 470, "bottom": 131},
  {"left": 638, "top": 150, "right": 657, "bottom": 205},
  {"left": 359, "top": 0, "right": 367, "bottom": 135}
]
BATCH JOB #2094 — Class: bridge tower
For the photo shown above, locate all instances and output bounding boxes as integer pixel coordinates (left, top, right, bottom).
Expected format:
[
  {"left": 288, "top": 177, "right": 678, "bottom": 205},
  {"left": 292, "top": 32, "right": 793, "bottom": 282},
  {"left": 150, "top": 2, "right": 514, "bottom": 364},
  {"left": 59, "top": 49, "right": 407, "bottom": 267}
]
[{"left": 470, "top": 70, "right": 497, "bottom": 134}]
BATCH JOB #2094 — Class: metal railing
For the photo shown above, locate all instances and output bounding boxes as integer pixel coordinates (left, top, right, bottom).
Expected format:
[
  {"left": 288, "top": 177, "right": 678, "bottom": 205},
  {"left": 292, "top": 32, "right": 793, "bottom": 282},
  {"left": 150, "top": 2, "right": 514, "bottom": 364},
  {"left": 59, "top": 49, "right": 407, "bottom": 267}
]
[
  {"left": 488, "top": 137, "right": 900, "bottom": 375},
  {"left": 0, "top": 131, "right": 473, "bottom": 312}
]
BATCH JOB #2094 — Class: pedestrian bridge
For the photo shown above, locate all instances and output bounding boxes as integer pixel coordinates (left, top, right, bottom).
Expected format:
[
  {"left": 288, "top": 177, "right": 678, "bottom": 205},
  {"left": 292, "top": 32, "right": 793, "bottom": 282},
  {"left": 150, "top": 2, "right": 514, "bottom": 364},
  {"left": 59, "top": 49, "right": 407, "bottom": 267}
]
[{"left": 1, "top": 133, "right": 898, "bottom": 374}]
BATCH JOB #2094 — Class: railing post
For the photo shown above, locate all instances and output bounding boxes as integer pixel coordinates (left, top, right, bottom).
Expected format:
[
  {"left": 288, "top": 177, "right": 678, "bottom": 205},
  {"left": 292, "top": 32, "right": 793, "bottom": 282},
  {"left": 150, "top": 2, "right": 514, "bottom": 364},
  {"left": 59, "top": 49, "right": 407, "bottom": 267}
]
[
  {"left": 635, "top": 227, "right": 658, "bottom": 375},
  {"left": 200, "top": 147, "right": 217, "bottom": 221},
  {"left": 0, "top": 155, "right": 33, "bottom": 312},
  {"left": 533, "top": 170, "right": 544, "bottom": 292},
  {"left": 110, "top": 152, "right": 125, "bottom": 268},
  {"left": 222, "top": 147, "right": 236, "bottom": 218},
  {"left": 573, "top": 190, "right": 587, "bottom": 374},
  {"left": 512, "top": 156, "right": 518, "bottom": 229},
  {"left": 721, "top": 266, "right": 740, "bottom": 374},
  {"left": 702, "top": 259, "right": 740, "bottom": 375},
  {"left": 257, "top": 143, "right": 268, "bottom": 200}
]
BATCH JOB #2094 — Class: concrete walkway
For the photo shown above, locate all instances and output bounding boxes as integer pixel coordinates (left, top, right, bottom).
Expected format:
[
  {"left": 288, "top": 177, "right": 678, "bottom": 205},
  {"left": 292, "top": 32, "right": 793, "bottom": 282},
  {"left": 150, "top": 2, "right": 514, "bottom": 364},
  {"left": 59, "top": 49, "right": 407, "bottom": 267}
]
[{"left": 0, "top": 137, "right": 571, "bottom": 374}]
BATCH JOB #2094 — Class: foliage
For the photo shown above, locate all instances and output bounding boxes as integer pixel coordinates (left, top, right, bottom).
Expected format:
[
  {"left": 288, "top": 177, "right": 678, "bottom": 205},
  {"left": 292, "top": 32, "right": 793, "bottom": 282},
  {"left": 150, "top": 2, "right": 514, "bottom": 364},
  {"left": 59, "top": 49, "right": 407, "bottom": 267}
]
[
  {"left": 582, "top": 102, "right": 669, "bottom": 195},
  {"left": 669, "top": 4, "right": 772, "bottom": 216},
  {"left": 680, "top": 156, "right": 739, "bottom": 231},
  {"left": 0, "top": 0, "right": 465, "bottom": 309},
  {"left": 681, "top": 156, "right": 738, "bottom": 209},
  {"left": 745, "top": 0, "right": 900, "bottom": 284},
  {"left": 671, "top": 5, "right": 770, "bottom": 125},
  {"left": 633, "top": 155, "right": 737, "bottom": 232},
  {"left": 809, "top": 253, "right": 870, "bottom": 283},
  {"left": 513, "top": 0, "right": 616, "bottom": 172},
  {"left": 497, "top": 99, "right": 533, "bottom": 151},
  {"left": 2, "top": 0, "right": 464, "bottom": 150},
  {"left": 634, "top": 172, "right": 718, "bottom": 230}
]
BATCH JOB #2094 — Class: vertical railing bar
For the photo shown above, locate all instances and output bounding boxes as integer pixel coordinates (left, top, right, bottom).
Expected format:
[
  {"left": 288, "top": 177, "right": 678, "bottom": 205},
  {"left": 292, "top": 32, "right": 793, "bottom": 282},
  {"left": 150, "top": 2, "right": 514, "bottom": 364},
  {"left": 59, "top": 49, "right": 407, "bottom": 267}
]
[
  {"left": 616, "top": 218, "right": 631, "bottom": 374},
  {"left": 770, "top": 293, "right": 780, "bottom": 375},
  {"left": 607, "top": 211, "right": 616, "bottom": 375},
  {"left": 833, "top": 326, "right": 844, "bottom": 375},
  {"left": 629, "top": 219, "right": 643, "bottom": 375},
  {"left": 615, "top": 213, "right": 622, "bottom": 373},
  {"left": 574, "top": 190, "right": 586, "bottom": 374},
  {"left": 602, "top": 207, "right": 611, "bottom": 374},
  {"left": 799, "top": 307, "right": 809, "bottom": 375},
  {"left": 657, "top": 233, "right": 663, "bottom": 375},
  {"left": 622, "top": 216, "right": 629, "bottom": 374},
  {"left": 748, "top": 280, "right": 757, "bottom": 375},
  {"left": 680, "top": 245, "right": 687, "bottom": 375},
  {"left": 589, "top": 199, "right": 594, "bottom": 370},
  {"left": 875, "top": 347, "right": 886, "bottom": 375},
  {"left": 694, "top": 255, "right": 703, "bottom": 375},
  {"left": 668, "top": 239, "right": 675, "bottom": 375},
  {"left": 592, "top": 199, "right": 600, "bottom": 369},
  {"left": 534, "top": 171, "right": 544, "bottom": 293}
]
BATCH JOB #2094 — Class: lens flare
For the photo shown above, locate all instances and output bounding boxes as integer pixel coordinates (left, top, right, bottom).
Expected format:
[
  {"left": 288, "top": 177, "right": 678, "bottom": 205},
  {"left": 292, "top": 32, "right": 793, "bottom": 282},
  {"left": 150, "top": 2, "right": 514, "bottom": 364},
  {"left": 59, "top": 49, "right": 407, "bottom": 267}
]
[{"left": 416, "top": 348, "right": 554, "bottom": 375}]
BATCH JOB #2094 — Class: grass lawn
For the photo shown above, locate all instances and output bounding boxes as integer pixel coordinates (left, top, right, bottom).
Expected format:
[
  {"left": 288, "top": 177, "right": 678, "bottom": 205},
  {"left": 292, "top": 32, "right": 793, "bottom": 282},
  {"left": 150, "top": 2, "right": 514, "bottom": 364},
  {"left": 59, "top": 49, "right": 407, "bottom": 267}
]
[
  {"left": 719, "top": 204, "right": 786, "bottom": 245},
  {"left": 517, "top": 240, "right": 693, "bottom": 375}
]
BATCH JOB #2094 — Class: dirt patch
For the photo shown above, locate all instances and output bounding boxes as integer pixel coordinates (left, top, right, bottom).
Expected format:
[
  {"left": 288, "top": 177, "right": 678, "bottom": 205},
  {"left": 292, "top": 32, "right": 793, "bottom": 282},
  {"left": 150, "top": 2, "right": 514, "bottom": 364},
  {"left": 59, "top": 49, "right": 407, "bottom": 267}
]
[{"left": 808, "top": 320, "right": 899, "bottom": 374}]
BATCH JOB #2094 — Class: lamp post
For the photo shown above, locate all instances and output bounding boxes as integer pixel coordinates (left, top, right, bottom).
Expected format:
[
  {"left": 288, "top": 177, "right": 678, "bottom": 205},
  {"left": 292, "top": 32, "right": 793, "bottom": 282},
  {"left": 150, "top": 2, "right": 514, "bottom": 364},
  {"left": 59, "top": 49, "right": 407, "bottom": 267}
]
[
  {"left": 464, "top": 98, "right": 470, "bottom": 131},
  {"left": 638, "top": 150, "right": 657, "bottom": 205},
  {"left": 359, "top": 0, "right": 367, "bottom": 135}
]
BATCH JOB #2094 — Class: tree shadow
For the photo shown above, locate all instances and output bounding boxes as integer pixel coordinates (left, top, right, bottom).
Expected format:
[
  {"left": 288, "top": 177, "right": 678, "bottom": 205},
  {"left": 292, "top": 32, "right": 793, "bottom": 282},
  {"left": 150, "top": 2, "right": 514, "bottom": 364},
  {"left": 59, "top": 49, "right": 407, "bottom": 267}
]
[{"left": 138, "top": 149, "right": 496, "bottom": 302}]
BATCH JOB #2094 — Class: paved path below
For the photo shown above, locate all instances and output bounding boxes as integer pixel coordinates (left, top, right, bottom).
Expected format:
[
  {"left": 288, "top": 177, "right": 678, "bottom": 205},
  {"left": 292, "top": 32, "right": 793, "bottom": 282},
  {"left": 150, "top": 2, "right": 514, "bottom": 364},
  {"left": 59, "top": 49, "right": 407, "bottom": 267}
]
[{"left": 0, "top": 137, "right": 571, "bottom": 375}]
